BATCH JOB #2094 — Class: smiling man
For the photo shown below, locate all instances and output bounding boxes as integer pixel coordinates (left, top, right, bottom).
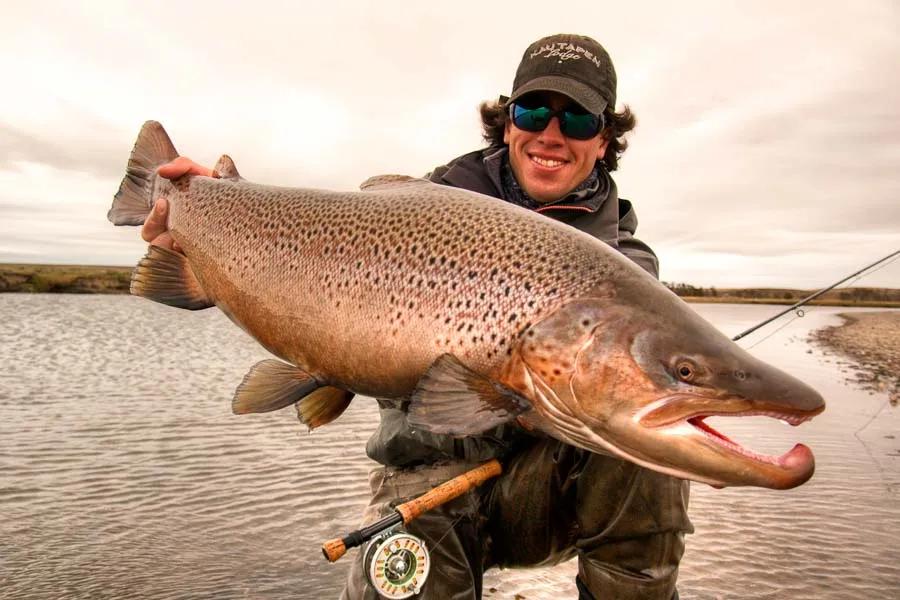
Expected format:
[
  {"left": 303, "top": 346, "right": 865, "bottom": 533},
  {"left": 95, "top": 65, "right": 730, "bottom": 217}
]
[{"left": 353, "top": 34, "right": 690, "bottom": 600}]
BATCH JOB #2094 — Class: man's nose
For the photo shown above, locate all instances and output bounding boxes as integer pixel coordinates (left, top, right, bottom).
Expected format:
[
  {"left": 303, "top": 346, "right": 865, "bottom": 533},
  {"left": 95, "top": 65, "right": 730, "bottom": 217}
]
[{"left": 537, "top": 116, "right": 565, "bottom": 144}]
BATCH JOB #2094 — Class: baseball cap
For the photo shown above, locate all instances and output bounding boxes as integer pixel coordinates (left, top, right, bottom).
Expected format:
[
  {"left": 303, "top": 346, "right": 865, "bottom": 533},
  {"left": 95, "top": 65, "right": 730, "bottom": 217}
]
[{"left": 507, "top": 34, "right": 617, "bottom": 115}]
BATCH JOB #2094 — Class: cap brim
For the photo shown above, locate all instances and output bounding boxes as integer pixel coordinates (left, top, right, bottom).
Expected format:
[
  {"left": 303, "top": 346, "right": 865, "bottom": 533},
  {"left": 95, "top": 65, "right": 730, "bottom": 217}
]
[{"left": 508, "top": 76, "right": 608, "bottom": 115}]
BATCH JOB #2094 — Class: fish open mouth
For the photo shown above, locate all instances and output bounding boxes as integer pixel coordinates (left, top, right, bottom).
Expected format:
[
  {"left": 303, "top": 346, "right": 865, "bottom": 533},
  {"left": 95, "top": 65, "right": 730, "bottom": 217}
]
[
  {"left": 638, "top": 395, "right": 824, "bottom": 470},
  {"left": 685, "top": 412, "right": 815, "bottom": 467}
]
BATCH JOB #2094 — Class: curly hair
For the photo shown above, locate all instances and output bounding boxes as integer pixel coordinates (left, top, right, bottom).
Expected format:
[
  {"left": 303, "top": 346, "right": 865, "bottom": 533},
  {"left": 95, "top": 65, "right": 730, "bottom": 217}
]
[{"left": 478, "top": 99, "right": 636, "bottom": 172}]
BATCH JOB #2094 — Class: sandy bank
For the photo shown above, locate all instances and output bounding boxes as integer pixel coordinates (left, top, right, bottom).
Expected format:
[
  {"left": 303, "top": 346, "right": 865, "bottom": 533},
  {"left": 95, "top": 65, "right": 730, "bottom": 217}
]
[{"left": 810, "top": 311, "right": 900, "bottom": 405}]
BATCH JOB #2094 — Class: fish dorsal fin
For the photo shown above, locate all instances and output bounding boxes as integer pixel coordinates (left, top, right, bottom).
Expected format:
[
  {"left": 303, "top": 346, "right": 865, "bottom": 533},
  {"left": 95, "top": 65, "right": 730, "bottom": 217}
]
[
  {"left": 407, "top": 354, "right": 531, "bottom": 435},
  {"left": 359, "top": 174, "right": 423, "bottom": 190},
  {"left": 213, "top": 154, "right": 242, "bottom": 180},
  {"left": 296, "top": 387, "right": 355, "bottom": 430},
  {"left": 131, "top": 245, "right": 213, "bottom": 310},
  {"left": 232, "top": 359, "right": 319, "bottom": 414}
]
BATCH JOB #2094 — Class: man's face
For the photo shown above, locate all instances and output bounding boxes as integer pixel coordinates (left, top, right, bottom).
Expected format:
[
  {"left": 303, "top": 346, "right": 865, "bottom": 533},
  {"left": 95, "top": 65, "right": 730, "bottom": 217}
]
[{"left": 504, "top": 92, "right": 610, "bottom": 204}]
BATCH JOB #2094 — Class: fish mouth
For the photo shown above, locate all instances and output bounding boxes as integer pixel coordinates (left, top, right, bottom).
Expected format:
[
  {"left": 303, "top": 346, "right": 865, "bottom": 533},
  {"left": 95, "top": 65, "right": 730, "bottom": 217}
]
[
  {"left": 636, "top": 394, "right": 824, "bottom": 488},
  {"left": 685, "top": 412, "right": 813, "bottom": 467}
]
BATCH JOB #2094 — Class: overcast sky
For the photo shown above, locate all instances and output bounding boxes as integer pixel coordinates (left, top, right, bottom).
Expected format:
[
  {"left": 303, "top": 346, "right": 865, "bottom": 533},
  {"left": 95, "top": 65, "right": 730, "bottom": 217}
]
[{"left": 2, "top": 1, "right": 898, "bottom": 287}]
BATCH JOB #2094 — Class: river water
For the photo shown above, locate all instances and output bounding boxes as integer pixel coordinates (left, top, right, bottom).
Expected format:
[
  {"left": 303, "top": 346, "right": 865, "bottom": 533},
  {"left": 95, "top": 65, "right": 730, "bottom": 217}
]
[{"left": 1, "top": 295, "right": 897, "bottom": 599}]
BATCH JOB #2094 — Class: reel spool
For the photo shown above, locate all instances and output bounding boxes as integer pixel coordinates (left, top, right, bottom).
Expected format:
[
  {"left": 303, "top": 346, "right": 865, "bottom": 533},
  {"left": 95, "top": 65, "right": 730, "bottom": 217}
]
[{"left": 363, "top": 529, "right": 430, "bottom": 599}]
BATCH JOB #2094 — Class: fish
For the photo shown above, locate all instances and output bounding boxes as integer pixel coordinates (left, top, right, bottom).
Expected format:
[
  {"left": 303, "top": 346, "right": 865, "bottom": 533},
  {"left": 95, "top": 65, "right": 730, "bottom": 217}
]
[{"left": 108, "top": 121, "right": 825, "bottom": 490}]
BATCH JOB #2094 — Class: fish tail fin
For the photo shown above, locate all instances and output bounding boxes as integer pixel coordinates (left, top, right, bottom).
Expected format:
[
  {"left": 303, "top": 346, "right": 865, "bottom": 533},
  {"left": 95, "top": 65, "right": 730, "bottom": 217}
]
[{"left": 107, "top": 121, "right": 179, "bottom": 226}]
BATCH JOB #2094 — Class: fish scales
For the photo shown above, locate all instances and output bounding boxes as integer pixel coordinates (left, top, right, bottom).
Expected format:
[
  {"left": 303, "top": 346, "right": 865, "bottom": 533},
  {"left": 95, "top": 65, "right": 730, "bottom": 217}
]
[
  {"left": 170, "top": 176, "right": 620, "bottom": 396},
  {"left": 109, "top": 122, "right": 826, "bottom": 490}
]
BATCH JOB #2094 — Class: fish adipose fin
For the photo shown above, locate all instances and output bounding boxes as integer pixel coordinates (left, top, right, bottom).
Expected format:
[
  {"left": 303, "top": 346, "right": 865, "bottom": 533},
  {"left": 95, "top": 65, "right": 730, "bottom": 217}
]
[
  {"left": 108, "top": 120, "right": 179, "bottom": 226},
  {"left": 213, "top": 154, "right": 242, "bottom": 181},
  {"left": 131, "top": 245, "right": 214, "bottom": 310},
  {"left": 233, "top": 359, "right": 320, "bottom": 414},
  {"left": 407, "top": 354, "right": 530, "bottom": 435}
]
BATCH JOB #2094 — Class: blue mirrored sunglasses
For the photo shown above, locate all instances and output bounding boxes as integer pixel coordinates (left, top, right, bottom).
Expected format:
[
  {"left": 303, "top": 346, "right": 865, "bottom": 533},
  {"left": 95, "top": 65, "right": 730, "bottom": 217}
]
[{"left": 509, "top": 102, "right": 605, "bottom": 140}]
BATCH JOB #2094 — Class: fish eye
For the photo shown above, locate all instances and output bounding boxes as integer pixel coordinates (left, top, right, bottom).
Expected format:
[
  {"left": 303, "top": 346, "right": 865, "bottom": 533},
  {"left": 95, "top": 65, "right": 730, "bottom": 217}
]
[{"left": 675, "top": 361, "right": 696, "bottom": 382}]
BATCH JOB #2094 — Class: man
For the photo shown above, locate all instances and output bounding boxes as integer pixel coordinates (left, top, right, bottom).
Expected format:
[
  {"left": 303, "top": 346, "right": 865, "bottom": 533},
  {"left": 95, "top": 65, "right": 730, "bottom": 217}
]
[{"left": 143, "top": 34, "right": 691, "bottom": 600}]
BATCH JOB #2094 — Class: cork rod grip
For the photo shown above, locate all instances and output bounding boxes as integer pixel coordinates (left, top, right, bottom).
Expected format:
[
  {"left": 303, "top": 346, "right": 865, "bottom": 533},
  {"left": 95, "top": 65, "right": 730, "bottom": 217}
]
[
  {"left": 395, "top": 459, "right": 502, "bottom": 523},
  {"left": 322, "top": 538, "right": 347, "bottom": 562}
]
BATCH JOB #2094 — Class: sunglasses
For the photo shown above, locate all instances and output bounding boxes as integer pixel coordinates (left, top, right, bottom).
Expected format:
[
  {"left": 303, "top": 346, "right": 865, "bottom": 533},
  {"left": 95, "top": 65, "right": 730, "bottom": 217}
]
[{"left": 509, "top": 102, "right": 605, "bottom": 140}]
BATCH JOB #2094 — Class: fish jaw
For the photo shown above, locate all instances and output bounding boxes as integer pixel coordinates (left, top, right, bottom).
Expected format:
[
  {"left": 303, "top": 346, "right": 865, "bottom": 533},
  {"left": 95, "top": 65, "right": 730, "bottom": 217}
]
[{"left": 620, "top": 392, "right": 824, "bottom": 489}]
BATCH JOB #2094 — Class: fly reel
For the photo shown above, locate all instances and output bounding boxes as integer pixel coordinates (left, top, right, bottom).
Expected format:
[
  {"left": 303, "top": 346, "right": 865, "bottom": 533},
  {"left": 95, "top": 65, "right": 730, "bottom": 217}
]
[{"left": 363, "top": 529, "right": 430, "bottom": 599}]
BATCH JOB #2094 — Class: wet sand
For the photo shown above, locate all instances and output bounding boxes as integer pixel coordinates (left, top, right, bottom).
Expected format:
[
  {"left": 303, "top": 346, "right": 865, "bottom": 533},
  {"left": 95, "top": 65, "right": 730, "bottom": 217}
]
[{"left": 810, "top": 311, "right": 900, "bottom": 405}]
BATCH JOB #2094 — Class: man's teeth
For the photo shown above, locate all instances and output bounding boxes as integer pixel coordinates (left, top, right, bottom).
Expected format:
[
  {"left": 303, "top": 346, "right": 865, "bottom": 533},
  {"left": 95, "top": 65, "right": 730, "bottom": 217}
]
[{"left": 531, "top": 156, "right": 564, "bottom": 168}]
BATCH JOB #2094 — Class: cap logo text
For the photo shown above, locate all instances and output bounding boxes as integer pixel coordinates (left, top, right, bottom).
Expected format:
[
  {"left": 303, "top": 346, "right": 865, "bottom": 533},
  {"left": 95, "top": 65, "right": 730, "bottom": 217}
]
[{"left": 530, "top": 42, "right": 603, "bottom": 68}]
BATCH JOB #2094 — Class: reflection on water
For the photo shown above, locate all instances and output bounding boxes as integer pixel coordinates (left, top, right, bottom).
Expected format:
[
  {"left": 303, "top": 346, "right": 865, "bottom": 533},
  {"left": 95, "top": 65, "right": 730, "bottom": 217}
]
[{"left": 1, "top": 296, "right": 898, "bottom": 599}]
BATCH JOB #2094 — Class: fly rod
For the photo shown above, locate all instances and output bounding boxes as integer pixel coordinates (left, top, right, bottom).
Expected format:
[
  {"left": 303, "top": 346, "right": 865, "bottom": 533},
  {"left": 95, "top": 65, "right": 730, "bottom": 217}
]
[
  {"left": 322, "top": 458, "right": 502, "bottom": 563},
  {"left": 732, "top": 249, "right": 900, "bottom": 341}
]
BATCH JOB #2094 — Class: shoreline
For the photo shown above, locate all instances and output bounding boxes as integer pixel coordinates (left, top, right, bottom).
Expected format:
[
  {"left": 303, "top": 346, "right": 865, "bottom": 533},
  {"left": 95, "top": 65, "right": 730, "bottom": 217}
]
[{"left": 809, "top": 311, "right": 900, "bottom": 405}]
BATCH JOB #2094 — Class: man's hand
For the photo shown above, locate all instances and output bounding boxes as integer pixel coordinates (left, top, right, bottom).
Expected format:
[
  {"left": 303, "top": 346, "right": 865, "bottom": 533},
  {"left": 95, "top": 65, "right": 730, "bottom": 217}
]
[{"left": 141, "top": 157, "right": 217, "bottom": 251}]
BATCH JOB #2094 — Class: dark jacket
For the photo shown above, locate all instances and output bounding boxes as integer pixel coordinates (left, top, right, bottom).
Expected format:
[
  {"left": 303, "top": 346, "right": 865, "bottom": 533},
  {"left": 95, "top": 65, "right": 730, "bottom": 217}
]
[{"left": 366, "top": 147, "right": 659, "bottom": 467}]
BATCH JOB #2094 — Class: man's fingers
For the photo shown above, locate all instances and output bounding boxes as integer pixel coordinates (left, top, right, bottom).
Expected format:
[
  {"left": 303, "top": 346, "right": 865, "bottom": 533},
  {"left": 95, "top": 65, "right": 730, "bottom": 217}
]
[
  {"left": 158, "top": 156, "right": 215, "bottom": 180},
  {"left": 149, "top": 231, "right": 176, "bottom": 251},
  {"left": 141, "top": 198, "right": 168, "bottom": 242}
]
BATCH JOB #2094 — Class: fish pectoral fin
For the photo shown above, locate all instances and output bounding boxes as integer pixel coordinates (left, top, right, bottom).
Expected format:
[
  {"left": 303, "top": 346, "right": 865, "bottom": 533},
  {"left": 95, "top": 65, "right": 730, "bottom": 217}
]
[
  {"left": 213, "top": 154, "right": 242, "bottom": 181},
  {"left": 407, "top": 354, "right": 531, "bottom": 436},
  {"left": 297, "top": 387, "right": 355, "bottom": 430},
  {"left": 232, "top": 359, "right": 320, "bottom": 414},
  {"left": 131, "top": 245, "right": 214, "bottom": 310}
]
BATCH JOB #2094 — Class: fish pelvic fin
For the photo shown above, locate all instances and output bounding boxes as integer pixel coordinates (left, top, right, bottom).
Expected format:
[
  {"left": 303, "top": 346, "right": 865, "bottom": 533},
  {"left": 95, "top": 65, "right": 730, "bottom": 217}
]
[
  {"left": 108, "top": 121, "right": 179, "bottom": 226},
  {"left": 233, "top": 359, "right": 320, "bottom": 414},
  {"left": 131, "top": 245, "right": 214, "bottom": 310},
  {"left": 407, "top": 354, "right": 531, "bottom": 436},
  {"left": 232, "top": 360, "right": 354, "bottom": 429},
  {"left": 296, "top": 387, "right": 354, "bottom": 430},
  {"left": 213, "top": 154, "right": 242, "bottom": 181}
]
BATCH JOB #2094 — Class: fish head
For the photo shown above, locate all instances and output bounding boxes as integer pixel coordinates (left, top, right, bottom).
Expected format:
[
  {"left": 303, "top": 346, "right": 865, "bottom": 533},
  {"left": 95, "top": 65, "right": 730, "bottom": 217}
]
[{"left": 508, "top": 293, "right": 825, "bottom": 490}]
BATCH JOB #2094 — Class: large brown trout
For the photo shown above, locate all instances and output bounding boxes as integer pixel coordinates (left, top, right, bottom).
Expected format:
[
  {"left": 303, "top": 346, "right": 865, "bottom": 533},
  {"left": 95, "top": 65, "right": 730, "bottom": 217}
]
[{"left": 109, "top": 121, "right": 825, "bottom": 490}]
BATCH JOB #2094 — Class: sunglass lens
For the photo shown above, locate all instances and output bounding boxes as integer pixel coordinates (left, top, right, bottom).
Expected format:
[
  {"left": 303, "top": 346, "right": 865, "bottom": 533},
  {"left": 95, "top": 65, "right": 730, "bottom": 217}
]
[
  {"left": 512, "top": 105, "right": 551, "bottom": 132},
  {"left": 560, "top": 112, "right": 602, "bottom": 140}
]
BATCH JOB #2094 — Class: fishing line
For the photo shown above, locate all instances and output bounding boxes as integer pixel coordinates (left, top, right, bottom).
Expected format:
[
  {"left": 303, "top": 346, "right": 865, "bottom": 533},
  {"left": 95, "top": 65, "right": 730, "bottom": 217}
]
[
  {"left": 852, "top": 396, "right": 893, "bottom": 492},
  {"left": 416, "top": 511, "right": 467, "bottom": 555},
  {"left": 743, "top": 310, "right": 806, "bottom": 351}
]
